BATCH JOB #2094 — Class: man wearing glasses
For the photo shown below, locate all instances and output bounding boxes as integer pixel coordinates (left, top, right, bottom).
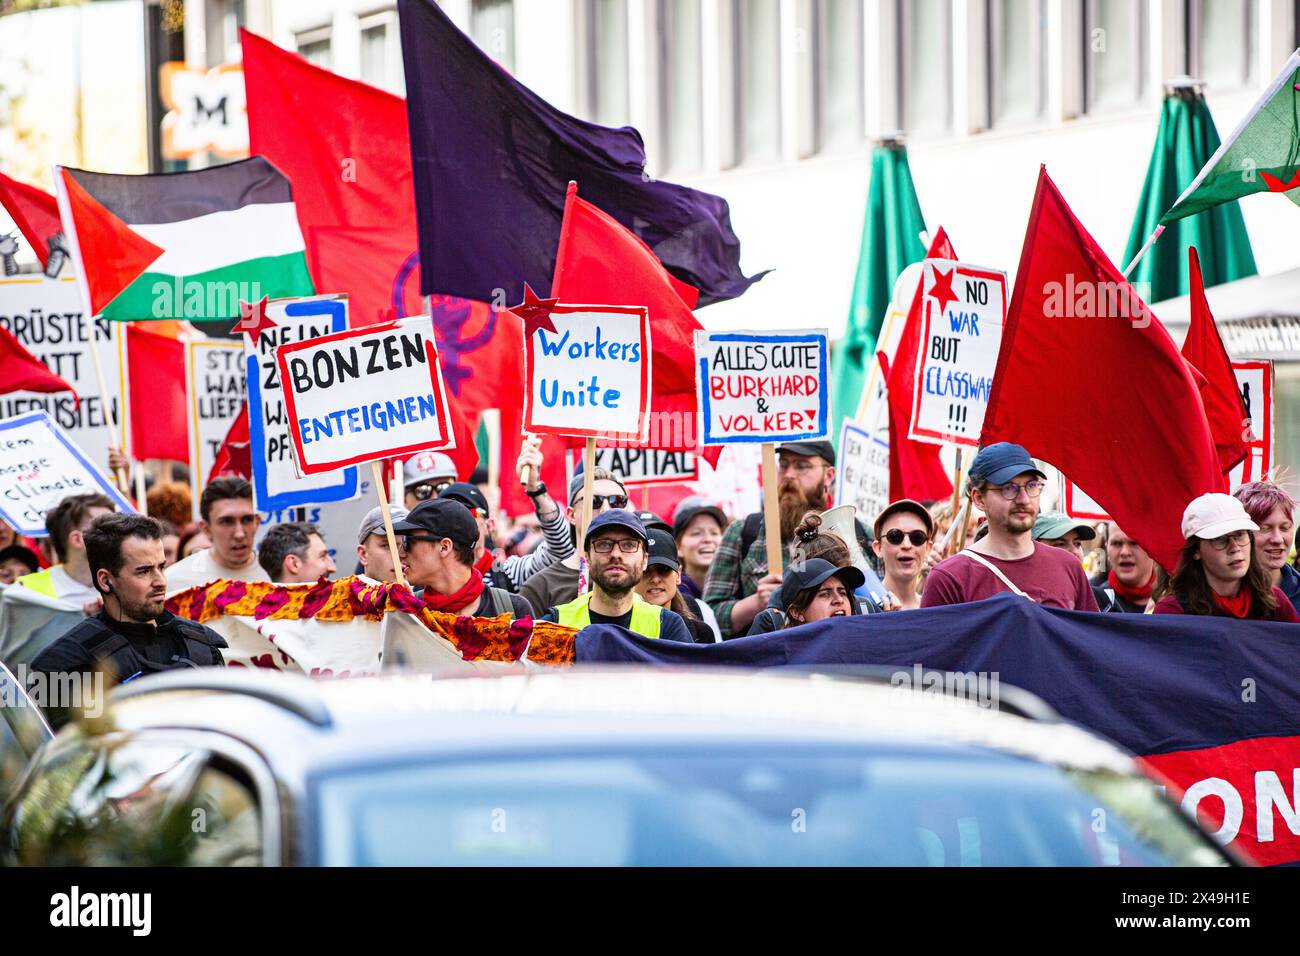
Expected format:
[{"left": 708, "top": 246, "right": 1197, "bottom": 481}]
[
  {"left": 921, "top": 443, "right": 1098, "bottom": 610},
  {"left": 543, "top": 511, "right": 693, "bottom": 642},
  {"left": 166, "top": 477, "right": 271, "bottom": 594},
  {"left": 402, "top": 452, "right": 459, "bottom": 509}
]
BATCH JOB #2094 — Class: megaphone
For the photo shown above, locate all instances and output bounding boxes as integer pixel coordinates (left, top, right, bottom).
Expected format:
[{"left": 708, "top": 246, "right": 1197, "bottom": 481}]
[{"left": 818, "top": 505, "right": 887, "bottom": 604}]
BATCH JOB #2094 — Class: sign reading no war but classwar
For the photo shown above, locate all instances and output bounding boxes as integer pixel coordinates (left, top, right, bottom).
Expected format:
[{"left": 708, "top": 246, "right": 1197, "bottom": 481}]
[
  {"left": 696, "top": 330, "right": 830, "bottom": 445},
  {"left": 276, "top": 316, "right": 456, "bottom": 475},
  {"left": 523, "top": 304, "right": 651, "bottom": 441},
  {"left": 0, "top": 411, "right": 135, "bottom": 536}
]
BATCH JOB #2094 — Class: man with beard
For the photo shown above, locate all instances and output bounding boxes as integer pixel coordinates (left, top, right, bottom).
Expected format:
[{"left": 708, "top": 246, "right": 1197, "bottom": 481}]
[
  {"left": 703, "top": 440, "right": 869, "bottom": 637},
  {"left": 30, "top": 514, "right": 226, "bottom": 723},
  {"left": 544, "top": 511, "right": 693, "bottom": 642},
  {"left": 921, "top": 443, "right": 1098, "bottom": 609}
]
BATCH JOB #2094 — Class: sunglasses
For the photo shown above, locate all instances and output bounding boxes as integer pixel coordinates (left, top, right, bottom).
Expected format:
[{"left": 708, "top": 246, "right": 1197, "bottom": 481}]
[
  {"left": 409, "top": 481, "right": 452, "bottom": 501},
  {"left": 580, "top": 494, "right": 630, "bottom": 510},
  {"left": 884, "top": 529, "right": 930, "bottom": 547},
  {"left": 400, "top": 534, "right": 445, "bottom": 551}
]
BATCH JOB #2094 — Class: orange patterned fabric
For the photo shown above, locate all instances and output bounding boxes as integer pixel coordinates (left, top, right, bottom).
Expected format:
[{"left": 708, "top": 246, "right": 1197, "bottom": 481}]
[{"left": 166, "top": 577, "right": 576, "bottom": 665}]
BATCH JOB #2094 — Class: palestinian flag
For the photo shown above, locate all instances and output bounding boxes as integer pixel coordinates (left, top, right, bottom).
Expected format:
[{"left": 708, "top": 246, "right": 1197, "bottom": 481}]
[
  {"left": 53, "top": 156, "right": 315, "bottom": 321},
  {"left": 1161, "top": 49, "right": 1300, "bottom": 224}
]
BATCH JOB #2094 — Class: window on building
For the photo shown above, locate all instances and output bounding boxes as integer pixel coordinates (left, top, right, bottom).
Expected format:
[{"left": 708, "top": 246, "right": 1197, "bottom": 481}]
[
  {"left": 588, "top": 0, "right": 630, "bottom": 127},
  {"left": 295, "top": 27, "right": 333, "bottom": 70},
  {"left": 734, "top": 0, "right": 783, "bottom": 164},
  {"left": 1189, "top": 0, "right": 1256, "bottom": 91},
  {"left": 472, "top": 0, "right": 516, "bottom": 72},
  {"left": 990, "top": 0, "right": 1047, "bottom": 127},
  {"left": 1084, "top": 0, "right": 1147, "bottom": 113},
  {"left": 360, "top": 10, "right": 404, "bottom": 95},
  {"left": 662, "top": 0, "right": 704, "bottom": 170},
  {"left": 899, "top": 0, "right": 952, "bottom": 137},
  {"left": 816, "top": 0, "right": 865, "bottom": 152}
]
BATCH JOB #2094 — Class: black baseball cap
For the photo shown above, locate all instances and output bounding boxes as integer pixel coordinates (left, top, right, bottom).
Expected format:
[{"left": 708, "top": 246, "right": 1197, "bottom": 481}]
[
  {"left": 644, "top": 528, "right": 681, "bottom": 572},
  {"left": 0, "top": 544, "right": 40, "bottom": 575},
  {"left": 634, "top": 511, "right": 672, "bottom": 535},
  {"left": 390, "top": 498, "right": 479, "bottom": 549},
  {"left": 583, "top": 510, "right": 649, "bottom": 549},
  {"left": 672, "top": 500, "right": 728, "bottom": 539},
  {"left": 438, "top": 481, "right": 490, "bottom": 515},
  {"left": 778, "top": 559, "right": 864, "bottom": 613},
  {"left": 775, "top": 440, "right": 835, "bottom": 466}
]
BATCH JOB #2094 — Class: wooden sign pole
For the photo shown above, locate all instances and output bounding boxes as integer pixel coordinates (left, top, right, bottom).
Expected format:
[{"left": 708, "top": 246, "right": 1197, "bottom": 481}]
[
  {"left": 578, "top": 437, "right": 597, "bottom": 546},
  {"left": 372, "top": 460, "right": 408, "bottom": 588},
  {"left": 761, "top": 442, "right": 783, "bottom": 577}
]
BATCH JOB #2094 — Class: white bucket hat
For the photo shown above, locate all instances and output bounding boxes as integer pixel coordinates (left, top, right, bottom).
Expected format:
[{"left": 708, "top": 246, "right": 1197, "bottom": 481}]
[{"left": 1181, "top": 493, "right": 1260, "bottom": 541}]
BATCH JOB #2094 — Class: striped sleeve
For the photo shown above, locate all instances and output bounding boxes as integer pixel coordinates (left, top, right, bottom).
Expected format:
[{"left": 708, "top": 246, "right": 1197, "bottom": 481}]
[{"left": 502, "top": 506, "right": 575, "bottom": 588}]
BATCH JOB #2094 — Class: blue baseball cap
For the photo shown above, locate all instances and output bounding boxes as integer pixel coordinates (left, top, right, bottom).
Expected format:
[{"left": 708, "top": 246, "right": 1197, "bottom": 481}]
[
  {"left": 968, "top": 442, "right": 1046, "bottom": 488},
  {"left": 582, "top": 510, "right": 649, "bottom": 550}
]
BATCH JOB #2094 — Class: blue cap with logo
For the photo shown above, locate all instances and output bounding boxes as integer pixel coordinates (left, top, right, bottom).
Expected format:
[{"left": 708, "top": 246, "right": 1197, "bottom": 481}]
[{"left": 967, "top": 442, "right": 1046, "bottom": 488}]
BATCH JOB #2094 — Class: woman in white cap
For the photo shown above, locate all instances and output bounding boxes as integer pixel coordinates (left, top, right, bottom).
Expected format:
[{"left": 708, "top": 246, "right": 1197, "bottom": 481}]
[{"left": 1153, "top": 493, "right": 1300, "bottom": 621}]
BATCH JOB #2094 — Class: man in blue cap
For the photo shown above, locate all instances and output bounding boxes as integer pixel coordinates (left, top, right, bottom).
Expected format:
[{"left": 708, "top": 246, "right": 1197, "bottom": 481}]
[
  {"left": 921, "top": 443, "right": 1097, "bottom": 610},
  {"left": 543, "top": 511, "right": 693, "bottom": 642}
]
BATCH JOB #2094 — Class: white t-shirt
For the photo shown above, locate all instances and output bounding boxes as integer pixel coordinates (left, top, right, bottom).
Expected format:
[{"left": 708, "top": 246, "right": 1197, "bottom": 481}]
[{"left": 166, "top": 548, "right": 270, "bottom": 596}]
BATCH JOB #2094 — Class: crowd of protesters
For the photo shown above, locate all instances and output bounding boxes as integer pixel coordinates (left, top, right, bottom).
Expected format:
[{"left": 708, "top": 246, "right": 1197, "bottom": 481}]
[{"left": 4, "top": 434, "right": 1300, "bottom": 696}]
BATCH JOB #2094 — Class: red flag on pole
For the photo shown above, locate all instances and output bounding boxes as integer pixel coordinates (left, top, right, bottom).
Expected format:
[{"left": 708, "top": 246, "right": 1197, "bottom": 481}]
[
  {"left": 124, "top": 325, "right": 188, "bottom": 462},
  {"left": 0, "top": 325, "right": 77, "bottom": 397},
  {"left": 885, "top": 227, "right": 956, "bottom": 502},
  {"left": 1182, "top": 246, "right": 1250, "bottom": 477},
  {"left": 980, "top": 168, "right": 1221, "bottom": 571},
  {"left": 0, "top": 171, "right": 61, "bottom": 269}
]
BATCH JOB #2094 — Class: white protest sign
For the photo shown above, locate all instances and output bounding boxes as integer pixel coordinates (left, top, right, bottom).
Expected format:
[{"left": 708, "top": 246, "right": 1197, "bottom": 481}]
[
  {"left": 0, "top": 276, "right": 124, "bottom": 470},
  {"left": 276, "top": 316, "right": 455, "bottom": 476},
  {"left": 0, "top": 411, "right": 135, "bottom": 536},
  {"left": 523, "top": 304, "right": 651, "bottom": 441},
  {"left": 1061, "top": 478, "right": 1111, "bottom": 522},
  {"left": 695, "top": 329, "right": 830, "bottom": 444},
  {"left": 594, "top": 447, "right": 698, "bottom": 487},
  {"left": 1228, "top": 360, "right": 1273, "bottom": 490},
  {"left": 185, "top": 339, "right": 246, "bottom": 519},
  {"left": 909, "top": 260, "right": 1007, "bottom": 447},
  {"left": 837, "top": 420, "right": 889, "bottom": 523},
  {"left": 244, "top": 294, "right": 358, "bottom": 511}
]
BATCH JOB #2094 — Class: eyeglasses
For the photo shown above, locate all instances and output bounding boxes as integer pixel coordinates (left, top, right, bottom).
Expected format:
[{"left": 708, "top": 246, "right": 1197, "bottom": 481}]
[
  {"left": 591, "top": 538, "right": 643, "bottom": 554},
  {"left": 409, "top": 481, "right": 452, "bottom": 501},
  {"left": 1206, "top": 530, "right": 1250, "bottom": 551},
  {"left": 884, "top": 529, "right": 930, "bottom": 547},
  {"left": 580, "top": 494, "right": 629, "bottom": 510},
  {"left": 400, "top": 534, "right": 444, "bottom": 551},
  {"left": 987, "top": 479, "right": 1046, "bottom": 501}
]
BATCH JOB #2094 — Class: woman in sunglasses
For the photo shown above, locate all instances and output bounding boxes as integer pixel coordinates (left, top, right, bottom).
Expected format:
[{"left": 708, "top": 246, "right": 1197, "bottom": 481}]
[
  {"left": 871, "top": 500, "right": 933, "bottom": 610},
  {"left": 1154, "top": 493, "right": 1300, "bottom": 621}
]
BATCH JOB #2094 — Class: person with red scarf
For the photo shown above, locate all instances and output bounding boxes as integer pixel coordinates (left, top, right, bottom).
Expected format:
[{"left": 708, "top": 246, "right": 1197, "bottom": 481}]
[
  {"left": 391, "top": 499, "right": 535, "bottom": 620},
  {"left": 1153, "top": 494, "right": 1300, "bottom": 623},
  {"left": 1091, "top": 523, "right": 1158, "bottom": 614}
]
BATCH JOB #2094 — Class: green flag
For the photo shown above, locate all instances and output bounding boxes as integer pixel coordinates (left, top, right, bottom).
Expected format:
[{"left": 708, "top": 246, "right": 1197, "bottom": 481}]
[
  {"left": 1125, "top": 84, "right": 1257, "bottom": 302},
  {"left": 1159, "top": 50, "right": 1300, "bottom": 227},
  {"left": 832, "top": 140, "right": 926, "bottom": 447}
]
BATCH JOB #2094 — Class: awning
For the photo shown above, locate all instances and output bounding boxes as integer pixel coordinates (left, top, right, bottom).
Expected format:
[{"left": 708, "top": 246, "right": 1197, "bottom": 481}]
[{"left": 1153, "top": 266, "right": 1300, "bottom": 359}]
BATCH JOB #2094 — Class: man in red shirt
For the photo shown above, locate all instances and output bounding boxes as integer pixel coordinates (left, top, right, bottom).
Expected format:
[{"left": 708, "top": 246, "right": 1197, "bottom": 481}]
[{"left": 921, "top": 443, "right": 1098, "bottom": 610}]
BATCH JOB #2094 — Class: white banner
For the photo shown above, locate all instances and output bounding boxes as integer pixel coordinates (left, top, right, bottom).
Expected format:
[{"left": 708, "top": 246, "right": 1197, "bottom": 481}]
[
  {"left": 185, "top": 339, "right": 245, "bottom": 520},
  {"left": 594, "top": 447, "right": 698, "bottom": 487},
  {"left": 837, "top": 420, "right": 889, "bottom": 525}
]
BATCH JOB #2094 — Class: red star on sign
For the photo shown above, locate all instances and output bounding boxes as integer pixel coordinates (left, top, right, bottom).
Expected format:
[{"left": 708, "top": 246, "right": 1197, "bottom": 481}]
[
  {"left": 231, "top": 295, "right": 275, "bottom": 339},
  {"left": 927, "top": 264, "right": 960, "bottom": 317},
  {"left": 509, "top": 283, "right": 560, "bottom": 337}
]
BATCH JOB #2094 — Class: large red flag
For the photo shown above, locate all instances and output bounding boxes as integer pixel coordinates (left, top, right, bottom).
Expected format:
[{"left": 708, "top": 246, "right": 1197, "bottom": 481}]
[
  {"left": 1182, "top": 246, "right": 1249, "bottom": 478},
  {"left": 0, "top": 171, "right": 61, "bottom": 269},
  {"left": 124, "top": 325, "right": 187, "bottom": 462},
  {"left": 981, "top": 168, "right": 1221, "bottom": 571},
  {"left": 0, "top": 326, "right": 77, "bottom": 396},
  {"left": 885, "top": 227, "right": 956, "bottom": 502},
  {"left": 550, "top": 182, "right": 721, "bottom": 466}
]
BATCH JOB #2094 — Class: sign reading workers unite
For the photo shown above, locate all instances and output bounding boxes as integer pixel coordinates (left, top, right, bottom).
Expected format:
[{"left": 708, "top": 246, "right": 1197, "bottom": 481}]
[{"left": 695, "top": 329, "right": 830, "bottom": 444}]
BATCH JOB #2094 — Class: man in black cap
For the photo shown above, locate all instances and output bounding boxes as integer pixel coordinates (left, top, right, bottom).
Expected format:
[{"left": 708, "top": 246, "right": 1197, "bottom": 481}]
[
  {"left": 921, "top": 443, "right": 1097, "bottom": 610},
  {"left": 543, "top": 511, "right": 692, "bottom": 642},
  {"left": 634, "top": 527, "right": 719, "bottom": 643},
  {"left": 392, "top": 499, "right": 534, "bottom": 619},
  {"left": 702, "top": 440, "right": 871, "bottom": 637}
]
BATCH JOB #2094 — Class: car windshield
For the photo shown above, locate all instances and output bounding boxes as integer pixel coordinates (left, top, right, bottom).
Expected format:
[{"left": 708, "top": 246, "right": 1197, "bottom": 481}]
[{"left": 313, "top": 747, "right": 1229, "bottom": 866}]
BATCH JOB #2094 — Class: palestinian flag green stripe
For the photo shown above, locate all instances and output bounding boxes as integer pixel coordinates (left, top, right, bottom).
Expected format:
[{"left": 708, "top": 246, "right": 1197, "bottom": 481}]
[{"left": 99, "top": 252, "right": 315, "bottom": 321}]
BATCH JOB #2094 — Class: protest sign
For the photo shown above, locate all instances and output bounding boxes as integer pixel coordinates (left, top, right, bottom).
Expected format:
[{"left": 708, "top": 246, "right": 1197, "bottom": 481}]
[
  {"left": 277, "top": 315, "right": 455, "bottom": 475},
  {"left": 1228, "top": 361, "right": 1272, "bottom": 490},
  {"left": 594, "top": 447, "right": 698, "bottom": 487},
  {"left": 1061, "top": 478, "right": 1111, "bottom": 522},
  {"left": 0, "top": 276, "right": 124, "bottom": 470},
  {"left": 522, "top": 304, "right": 651, "bottom": 442},
  {"left": 695, "top": 330, "right": 830, "bottom": 445},
  {"left": 185, "top": 339, "right": 246, "bottom": 519},
  {"left": 837, "top": 420, "right": 889, "bottom": 523},
  {"left": 244, "top": 294, "right": 358, "bottom": 511},
  {"left": 0, "top": 411, "right": 134, "bottom": 536},
  {"left": 909, "top": 260, "right": 1007, "bottom": 447}
]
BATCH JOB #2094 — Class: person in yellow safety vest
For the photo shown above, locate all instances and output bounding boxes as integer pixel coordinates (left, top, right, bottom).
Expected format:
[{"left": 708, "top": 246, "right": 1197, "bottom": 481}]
[{"left": 543, "top": 511, "right": 695, "bottom": 642}]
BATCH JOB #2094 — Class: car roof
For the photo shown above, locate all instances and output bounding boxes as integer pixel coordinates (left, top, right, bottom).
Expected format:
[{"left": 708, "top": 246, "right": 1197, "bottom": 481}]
[{"left": 96, "top": 667, "right": 1138, "bottom": 782}]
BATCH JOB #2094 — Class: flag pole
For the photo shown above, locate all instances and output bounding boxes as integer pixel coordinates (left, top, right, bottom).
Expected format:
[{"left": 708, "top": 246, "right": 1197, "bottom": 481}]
[
  {"left": 578, "top": 437, "right": 597, "bottom": 548},
  {"left": 1121, "top": 224, "right": 1165, "bottom": 278},
  {"left": 134, "top": 463, "right": 148, "bottom": 517},
  {"left": 761, "top": 442, "right": 784, "bottom": 577},
  {"left": 371, "top": 460, "right": 408, "bottom": 589}
]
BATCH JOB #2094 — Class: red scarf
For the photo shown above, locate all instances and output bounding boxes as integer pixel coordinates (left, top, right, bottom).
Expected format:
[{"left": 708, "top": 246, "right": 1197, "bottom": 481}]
[
  {"left": 423, "top": 568, "right": 486, "bottom": 614},
  {"left": 1108, "top": 569, "right": 1155, "bottom": 605},
  {"left": 474, "top": 550, "right": 495, "bottom": 576},
  {"left": 1212, "top": 587, "right": 1253, "bottom": 619}
]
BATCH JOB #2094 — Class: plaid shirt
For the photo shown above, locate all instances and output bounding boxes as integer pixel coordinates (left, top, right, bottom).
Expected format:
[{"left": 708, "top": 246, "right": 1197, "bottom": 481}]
[{"left": 701, "top": 514, "right": 772, "bottom": 638}]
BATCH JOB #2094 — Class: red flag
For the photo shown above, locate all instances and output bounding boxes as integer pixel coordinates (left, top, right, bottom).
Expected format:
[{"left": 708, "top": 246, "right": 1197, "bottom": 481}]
[
  {"left": 885, "top": 228, "right": 956, "bottom": 502},
  {"left": 0, "top": 325, "right": 77, "bottom": 396},
  {"left": 54, "top": 167, "right": 162, "bottom": 316},
  {"left": 981, "top": 168, "right": 1220, "bottom": 571},
  {"left": 210, "top": 402, "right": 251, "bottom": 482},
  {"left": 550, "top": 182, "right": 721, "bottom": 466},
  {"left": 1182, "top": 246, "right": 1249, "bottom": 477},
  {"left": 0, "top": 171, "right": 61, "bottom": 269},
  {"left": 124, "top": 325, "right": 187, "bottom": 461}
]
